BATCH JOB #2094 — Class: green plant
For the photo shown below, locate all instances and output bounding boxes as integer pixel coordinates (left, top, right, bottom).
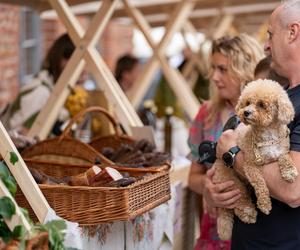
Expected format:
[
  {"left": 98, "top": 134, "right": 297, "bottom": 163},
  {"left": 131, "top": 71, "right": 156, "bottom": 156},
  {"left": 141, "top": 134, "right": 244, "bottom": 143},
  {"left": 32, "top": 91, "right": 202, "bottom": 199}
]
[{"left": 0, "top": 157, "right": 71, "bottom": 250}]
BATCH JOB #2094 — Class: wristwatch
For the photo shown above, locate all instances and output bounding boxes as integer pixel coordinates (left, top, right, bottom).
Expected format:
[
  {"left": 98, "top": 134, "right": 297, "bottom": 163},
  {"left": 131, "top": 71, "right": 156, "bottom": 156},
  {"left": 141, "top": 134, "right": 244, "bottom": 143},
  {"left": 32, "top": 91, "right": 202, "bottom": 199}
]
[{"left": 222, "top": 146, "right": 241, "bottom": 168}]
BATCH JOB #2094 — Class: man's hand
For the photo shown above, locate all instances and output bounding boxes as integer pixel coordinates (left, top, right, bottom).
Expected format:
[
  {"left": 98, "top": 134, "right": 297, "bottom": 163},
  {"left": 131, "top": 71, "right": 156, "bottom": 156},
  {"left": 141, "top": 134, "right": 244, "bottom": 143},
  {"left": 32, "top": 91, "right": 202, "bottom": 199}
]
[
  {"left": 216, "top": 129, "right": 239, "bottom": 159},
  {"left": 217, "top": 124, "right": 247, "bottom": 179},
  {"left": 202, "top": 167, "right": 241, "bottom": 209}
]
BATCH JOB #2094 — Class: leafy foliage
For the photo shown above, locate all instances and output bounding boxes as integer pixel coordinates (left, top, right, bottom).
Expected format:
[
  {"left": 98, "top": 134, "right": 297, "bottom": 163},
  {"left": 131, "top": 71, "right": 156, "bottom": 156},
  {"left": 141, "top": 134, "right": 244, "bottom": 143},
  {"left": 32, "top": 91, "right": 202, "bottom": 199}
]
[
  {"left": 0, "top": 161, "right": 17, "bottom": 196},
  {"left": 0, "top": 161, "right": 69, "bottom": 249},
  {"left": 35, "top": 220, "right": 67, "bottom": 250},
  {"left": 0, "top": 197, "right": 15, "bottom": 219}
]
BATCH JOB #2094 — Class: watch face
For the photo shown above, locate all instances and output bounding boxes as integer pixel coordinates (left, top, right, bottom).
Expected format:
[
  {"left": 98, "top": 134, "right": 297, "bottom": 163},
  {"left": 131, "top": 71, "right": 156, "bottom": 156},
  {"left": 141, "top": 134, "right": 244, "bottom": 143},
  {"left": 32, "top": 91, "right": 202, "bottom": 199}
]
[{"left": 222, "top": 152, "right": 234, "bottom": 167}]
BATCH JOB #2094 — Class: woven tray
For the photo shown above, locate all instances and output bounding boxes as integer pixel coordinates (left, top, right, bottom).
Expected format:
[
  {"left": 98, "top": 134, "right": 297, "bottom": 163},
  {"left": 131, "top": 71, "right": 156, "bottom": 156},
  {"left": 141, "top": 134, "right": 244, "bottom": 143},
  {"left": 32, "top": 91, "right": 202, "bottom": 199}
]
[{"left": 15, "top": 161, "right": 171, "bottom": 225}]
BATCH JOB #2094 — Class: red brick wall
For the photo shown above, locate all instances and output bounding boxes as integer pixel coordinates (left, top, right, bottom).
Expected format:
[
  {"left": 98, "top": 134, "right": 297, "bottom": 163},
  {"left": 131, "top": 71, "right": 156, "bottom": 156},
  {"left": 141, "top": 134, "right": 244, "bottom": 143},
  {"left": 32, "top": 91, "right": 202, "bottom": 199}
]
[
  {"left": 100, "top": 20, "right": 134, "bottom": 71},
  {"left": 41, "top": 18, "right": 134, "bottom": 74},
  {"left": 42, "top": 19, "right": 66, "bottom": 57},
  {"left": 0, "top": 4, "right": 20, "bottom": 107}
]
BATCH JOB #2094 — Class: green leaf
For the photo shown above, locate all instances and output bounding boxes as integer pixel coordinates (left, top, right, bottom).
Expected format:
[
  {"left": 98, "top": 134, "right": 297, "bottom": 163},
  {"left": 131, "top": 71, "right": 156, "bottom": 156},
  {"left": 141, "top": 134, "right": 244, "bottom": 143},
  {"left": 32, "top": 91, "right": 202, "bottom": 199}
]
[
  {"left": 0, "top": 197, "right": 15, "bottom": 219},
  {"left": 12, "top": 225, "right": 26, "bottom": 239},
  {"left": 0, "top": 161, "right": 9, "bottom": 179},
  {"left": 10, "top": 152, "right": 18, "bottom": 165},
  {"left": 0, "top": 220, "right": 13, "bottom": 242},
  {"left": 20, "top": 208, "right": 33, "bottom": 226},
  {"left": 0, "top": 162, "right": 17, "bottom": 196},
  {"left": 34, "top": 219, "right": 67, "bottom": 250},
  {"left": 12, "top": 225, "right": 26, "bottom": 250},
  {"left": 3, "top": 176, "right": 17, "bottom": 197},
  {"left": 45, "top": 220, "right": 66, "bottom": 231}
]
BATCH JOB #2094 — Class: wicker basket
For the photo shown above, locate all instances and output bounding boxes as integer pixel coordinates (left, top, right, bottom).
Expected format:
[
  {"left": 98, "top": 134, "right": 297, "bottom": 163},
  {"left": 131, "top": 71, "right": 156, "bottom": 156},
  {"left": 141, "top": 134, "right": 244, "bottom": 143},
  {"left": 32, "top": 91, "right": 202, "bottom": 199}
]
[
  {"left": 66, "top": 106, "right": 135, "bottom": 150},
  {"left": 85, "top": 107, "right": 169, "bottom": 171},
  {"left": 15, "top": 161, "right": 171, "bottom": 225},
  {"left": 21, "top": 108, "right": 114, "bottom": 166}
]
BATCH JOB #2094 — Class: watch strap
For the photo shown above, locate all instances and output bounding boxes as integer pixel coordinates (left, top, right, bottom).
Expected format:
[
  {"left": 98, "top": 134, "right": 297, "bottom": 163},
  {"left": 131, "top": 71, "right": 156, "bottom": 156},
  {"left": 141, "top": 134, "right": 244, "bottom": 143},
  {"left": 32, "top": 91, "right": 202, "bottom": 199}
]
[
  {"left": 223, "top": 146, "right": 241, "bottom": 168},
  {"left": 229, "top": 146, "right": 241, "bottom": 155}
]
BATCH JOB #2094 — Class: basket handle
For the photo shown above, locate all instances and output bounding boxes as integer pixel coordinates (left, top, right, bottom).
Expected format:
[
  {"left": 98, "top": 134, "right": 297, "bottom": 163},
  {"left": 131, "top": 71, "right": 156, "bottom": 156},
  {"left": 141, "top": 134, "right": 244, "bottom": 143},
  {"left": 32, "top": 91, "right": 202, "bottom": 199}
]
[{"left": 60, "top": 106, "right": 121, "bottom": 140}]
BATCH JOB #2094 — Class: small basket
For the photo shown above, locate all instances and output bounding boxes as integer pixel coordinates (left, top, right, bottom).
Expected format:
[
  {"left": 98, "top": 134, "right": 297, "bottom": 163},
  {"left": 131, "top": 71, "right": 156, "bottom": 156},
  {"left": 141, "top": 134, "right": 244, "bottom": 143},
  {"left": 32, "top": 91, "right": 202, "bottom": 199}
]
[
  {"left": 15, "top": 161, "right": 171, "bottom": 225},
  {"left": 84, "top": 107, "right": 169, "bottom": 171},
  {"left": 21, "top": 108, "right": 114, "bottom": 166}
]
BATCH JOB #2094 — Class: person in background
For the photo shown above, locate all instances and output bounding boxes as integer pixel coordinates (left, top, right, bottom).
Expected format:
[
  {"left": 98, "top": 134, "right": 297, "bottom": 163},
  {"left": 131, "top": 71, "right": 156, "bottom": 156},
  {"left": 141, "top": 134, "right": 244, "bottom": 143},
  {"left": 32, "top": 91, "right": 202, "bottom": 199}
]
[
  {"left": 187, "top": 34, "right": 264, "bottom": 250},
  {"left": 254, "top": 55, "right": 289, "bottom": 87},
  {"left": 8, "top": 33, "right": 87, "bottom": 135},
  {"left": 215, "top": 0, "right": 300, "bottom": 248},
  {"left": 154, "top": 57, "right": 210, "bottom": 119},
  {"left": 115, "top": 54, "right": 140, "bottom": 94}
]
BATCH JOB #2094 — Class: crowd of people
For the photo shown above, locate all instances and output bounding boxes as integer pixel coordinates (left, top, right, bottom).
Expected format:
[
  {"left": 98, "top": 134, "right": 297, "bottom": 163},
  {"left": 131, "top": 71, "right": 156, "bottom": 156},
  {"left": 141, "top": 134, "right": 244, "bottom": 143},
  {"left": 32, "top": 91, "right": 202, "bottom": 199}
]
[{"left": 187, "top": 0, "right": 300, "bottom": 249}]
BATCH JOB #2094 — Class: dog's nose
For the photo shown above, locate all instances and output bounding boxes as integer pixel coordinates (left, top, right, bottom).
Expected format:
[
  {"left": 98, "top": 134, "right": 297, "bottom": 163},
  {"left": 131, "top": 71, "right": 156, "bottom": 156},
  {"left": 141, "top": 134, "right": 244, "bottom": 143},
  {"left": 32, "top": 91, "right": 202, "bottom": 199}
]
[{"left": 244, "top": 110, "right": 252, "bottom": 117}]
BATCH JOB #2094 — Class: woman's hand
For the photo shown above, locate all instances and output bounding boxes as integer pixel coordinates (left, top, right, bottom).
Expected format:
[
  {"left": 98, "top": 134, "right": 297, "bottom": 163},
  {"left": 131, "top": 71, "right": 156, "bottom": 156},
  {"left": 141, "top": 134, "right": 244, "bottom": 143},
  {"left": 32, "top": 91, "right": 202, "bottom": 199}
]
[{"left": 202, "top": 167, "right": 241, "bottom": 209}]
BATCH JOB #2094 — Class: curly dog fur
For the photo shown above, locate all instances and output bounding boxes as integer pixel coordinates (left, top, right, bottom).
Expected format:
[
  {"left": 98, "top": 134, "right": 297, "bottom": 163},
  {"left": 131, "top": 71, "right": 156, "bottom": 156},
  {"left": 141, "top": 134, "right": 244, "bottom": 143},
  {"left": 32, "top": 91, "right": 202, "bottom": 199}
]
[{"left": 213, "top": 79, "right": 297, "bottom": 240}]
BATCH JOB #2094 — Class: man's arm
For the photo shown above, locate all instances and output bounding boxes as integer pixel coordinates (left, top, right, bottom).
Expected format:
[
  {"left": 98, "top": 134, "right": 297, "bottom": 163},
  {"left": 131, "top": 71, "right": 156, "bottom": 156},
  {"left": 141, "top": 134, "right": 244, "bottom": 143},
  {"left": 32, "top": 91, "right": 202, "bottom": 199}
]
[
  {"left": 262, "top": 151, "right": 300, "bottom": 207},
  {"left": 217, "top": 129, "right": 300, "bottom": 207}
]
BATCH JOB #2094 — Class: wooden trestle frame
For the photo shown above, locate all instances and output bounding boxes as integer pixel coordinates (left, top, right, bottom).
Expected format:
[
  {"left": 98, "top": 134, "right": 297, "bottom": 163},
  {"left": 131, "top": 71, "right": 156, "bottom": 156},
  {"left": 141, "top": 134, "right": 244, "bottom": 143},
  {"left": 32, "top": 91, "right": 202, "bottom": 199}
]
[
  {"left": 26, "top": 0, "right": 203, "bottom": 139},
  {"left": 0, "top": 0, "right": 278, "bottom": 138},
  {"left": 28, "top": 0, "right": 144, "bottom": 140},
  {"left": 125, "top": 0, "right": 200, "bottom": 118},
  {"left": 27, "top": 0, "right": 202, "bottom": 141}
]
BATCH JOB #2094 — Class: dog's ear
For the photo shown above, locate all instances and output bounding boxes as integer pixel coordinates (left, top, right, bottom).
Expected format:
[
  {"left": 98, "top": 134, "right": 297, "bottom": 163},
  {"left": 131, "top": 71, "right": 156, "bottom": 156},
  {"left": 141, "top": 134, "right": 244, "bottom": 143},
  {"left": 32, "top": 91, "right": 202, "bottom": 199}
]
[
  {"left": 277, "top": 93, "right": 295, "bottom": 124},
  {"left": 235, "top": 96, "right": 243, "bottom": 114}
]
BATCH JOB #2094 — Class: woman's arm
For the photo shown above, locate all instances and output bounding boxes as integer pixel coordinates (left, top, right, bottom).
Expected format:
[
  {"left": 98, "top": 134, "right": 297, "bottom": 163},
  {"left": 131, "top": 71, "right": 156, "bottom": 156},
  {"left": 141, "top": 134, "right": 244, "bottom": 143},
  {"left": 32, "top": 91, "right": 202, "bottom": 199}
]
[{"left": 188, "top": 161, "right": 206, "bottom": 194}]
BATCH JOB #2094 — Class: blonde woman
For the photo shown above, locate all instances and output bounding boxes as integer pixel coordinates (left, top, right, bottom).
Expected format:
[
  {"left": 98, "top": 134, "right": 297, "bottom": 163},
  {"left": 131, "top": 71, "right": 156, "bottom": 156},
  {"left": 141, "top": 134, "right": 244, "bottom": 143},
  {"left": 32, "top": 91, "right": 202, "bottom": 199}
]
[{"left": 188, "top": 34, "right": 264, "bottom": 250}]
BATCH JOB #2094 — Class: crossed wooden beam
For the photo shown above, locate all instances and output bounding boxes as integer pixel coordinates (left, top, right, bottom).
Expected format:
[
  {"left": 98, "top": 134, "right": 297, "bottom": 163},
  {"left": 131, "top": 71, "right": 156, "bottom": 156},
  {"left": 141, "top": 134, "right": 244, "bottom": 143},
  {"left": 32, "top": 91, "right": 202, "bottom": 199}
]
[
  {"left": 25, "top": 0, "right": 204, "bottom": 138},
  {"left": 28, "top": 0, "right": 143, "bottom": 140},
  {"left": 125, "top": 0, "right": 200, "bottom": 119}
]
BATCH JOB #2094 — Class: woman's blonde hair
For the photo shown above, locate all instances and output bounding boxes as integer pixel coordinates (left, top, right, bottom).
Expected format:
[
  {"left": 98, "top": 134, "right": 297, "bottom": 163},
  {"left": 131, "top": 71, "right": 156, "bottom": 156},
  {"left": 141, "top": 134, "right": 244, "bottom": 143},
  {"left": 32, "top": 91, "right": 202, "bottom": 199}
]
[{"left": 206, "top": 33, "right": 264, "bottom": 127}]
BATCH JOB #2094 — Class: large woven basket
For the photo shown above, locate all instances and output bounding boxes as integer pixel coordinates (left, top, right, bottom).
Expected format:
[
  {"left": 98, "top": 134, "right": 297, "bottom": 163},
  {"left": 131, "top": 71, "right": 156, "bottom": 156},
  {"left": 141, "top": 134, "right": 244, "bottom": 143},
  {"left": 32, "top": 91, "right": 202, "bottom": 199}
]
[{"left": 15, "top": 161, "right": 171, "bottom": 225}]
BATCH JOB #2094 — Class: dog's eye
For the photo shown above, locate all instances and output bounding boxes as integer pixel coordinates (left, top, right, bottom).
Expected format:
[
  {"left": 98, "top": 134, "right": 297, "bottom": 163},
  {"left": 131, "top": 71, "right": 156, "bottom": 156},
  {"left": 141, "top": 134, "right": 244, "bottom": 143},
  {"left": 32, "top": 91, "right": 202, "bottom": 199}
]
[
  {"left": 245, "top": 101, "right": 250, "bottom": 106},
  {"left": 257, "top": 101, "right": 265, "bottom": 109}
]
